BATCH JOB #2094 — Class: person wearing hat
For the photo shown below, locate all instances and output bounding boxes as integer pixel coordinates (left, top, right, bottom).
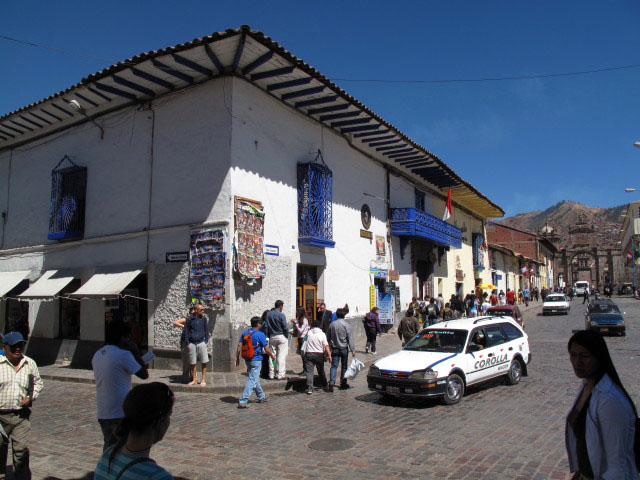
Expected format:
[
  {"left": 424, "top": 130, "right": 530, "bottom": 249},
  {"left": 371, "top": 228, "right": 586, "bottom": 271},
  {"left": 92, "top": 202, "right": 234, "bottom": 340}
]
[{"left": 0, "top": 331, "right": 43, "bottom": 480}]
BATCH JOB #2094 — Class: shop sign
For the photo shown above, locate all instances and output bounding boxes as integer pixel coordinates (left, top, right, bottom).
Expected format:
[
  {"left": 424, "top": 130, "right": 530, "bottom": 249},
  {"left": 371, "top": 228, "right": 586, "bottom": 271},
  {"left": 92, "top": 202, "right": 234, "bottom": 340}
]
[
  {"left": 389, "top": 270, "right": 399, "bottom": 281},
  {"left": 377, "top": 292, "right": 394, "bottom": 324},
  {"left": 264, "top": 244, "right": 279, "bottom": 256},
  {"left": 361, "top": 204, "right": 372, "bottom": 229},
  {"left": 456, "top": 269, "right": 464, "bottom": 281},
  {"left": 360, "top": 229, "right": 373, "bottom": 239},
  {"left": 375, "top": 269, "right": 388, "bottom": 279},
  {"left": 375, "top": 235, "right": 385, "bottom": 256},
  {"left": 370, "top": 284, "right": 376, "bottom": 310},
  {"left": 166, "top": 251, "right": 189, "bottom": 263},
  {"left": 369, "top": 267, "right": 378, "bottom": 275}
]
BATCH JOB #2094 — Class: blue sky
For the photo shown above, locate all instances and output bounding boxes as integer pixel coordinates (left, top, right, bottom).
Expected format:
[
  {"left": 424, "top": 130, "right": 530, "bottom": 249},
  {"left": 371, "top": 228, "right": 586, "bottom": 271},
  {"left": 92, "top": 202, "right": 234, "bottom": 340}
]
[{"left": 2, "top": 1, "right": 640, "bottom": 217}]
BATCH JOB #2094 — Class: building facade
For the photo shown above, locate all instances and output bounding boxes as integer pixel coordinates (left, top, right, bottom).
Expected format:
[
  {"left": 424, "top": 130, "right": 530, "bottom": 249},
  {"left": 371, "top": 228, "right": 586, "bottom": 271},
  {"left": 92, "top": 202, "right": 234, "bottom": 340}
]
[{"left": 0, "top": 27, "right": 503, "bottom": 370}]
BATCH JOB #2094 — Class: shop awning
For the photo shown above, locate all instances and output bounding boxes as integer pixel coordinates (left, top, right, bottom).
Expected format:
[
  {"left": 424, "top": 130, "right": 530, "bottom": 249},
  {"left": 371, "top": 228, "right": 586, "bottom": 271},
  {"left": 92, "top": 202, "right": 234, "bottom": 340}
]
[
  {"left": 0, "top": 271, "right": 31, "bottom": 297},
  {"left": 70, "top": 264, "right": 145, "bottom": 298},
  {"left": 19, "top": 270, "right": 77, "bottom": 298}
]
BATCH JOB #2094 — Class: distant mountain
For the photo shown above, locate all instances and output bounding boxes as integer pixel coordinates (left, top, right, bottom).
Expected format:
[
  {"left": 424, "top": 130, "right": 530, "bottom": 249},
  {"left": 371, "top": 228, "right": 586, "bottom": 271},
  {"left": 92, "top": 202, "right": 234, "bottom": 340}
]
[{"left": 499, "top": 201, "right": 626, "bottom": 250}]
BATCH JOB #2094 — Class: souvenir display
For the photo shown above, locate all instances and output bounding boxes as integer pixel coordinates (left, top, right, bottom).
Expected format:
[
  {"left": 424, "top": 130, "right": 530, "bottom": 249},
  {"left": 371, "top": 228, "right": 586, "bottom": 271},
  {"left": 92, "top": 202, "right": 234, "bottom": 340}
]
[
  {"left": 189, "top": 227, "right": 226, "bottom": 310},
  {"left": 234, "top": 198, "right": 266, "bottom": 280}
]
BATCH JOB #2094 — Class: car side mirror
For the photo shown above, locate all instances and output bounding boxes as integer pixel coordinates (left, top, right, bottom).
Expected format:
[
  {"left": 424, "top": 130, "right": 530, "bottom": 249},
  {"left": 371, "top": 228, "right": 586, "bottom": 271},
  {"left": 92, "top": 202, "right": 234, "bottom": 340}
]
[{"left": 467, "top": 344, "right": 480, "bottom": 353}]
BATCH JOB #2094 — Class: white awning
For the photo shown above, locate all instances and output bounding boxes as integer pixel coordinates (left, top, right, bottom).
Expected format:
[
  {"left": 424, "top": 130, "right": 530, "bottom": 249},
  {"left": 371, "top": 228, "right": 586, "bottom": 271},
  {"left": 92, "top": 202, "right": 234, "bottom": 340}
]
[
  {"left": 0, "top": 271, "right": 31, "bottom": 297},
  {"left": 19, "top": 270, "right": 77, "bottom": 298},
  {"left": 70, "top": 264, "right": 145, "bottom": 297}
]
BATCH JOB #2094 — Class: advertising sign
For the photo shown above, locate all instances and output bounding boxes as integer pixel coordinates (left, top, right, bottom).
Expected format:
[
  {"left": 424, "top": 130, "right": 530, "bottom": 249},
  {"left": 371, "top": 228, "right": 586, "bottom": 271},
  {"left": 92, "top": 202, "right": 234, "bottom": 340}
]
[
  {"left": 370, "top": 284, "right": 376, "bottom": 310},
  {"left": 377, "top": 292, "right": 393, "bottom": 324}
]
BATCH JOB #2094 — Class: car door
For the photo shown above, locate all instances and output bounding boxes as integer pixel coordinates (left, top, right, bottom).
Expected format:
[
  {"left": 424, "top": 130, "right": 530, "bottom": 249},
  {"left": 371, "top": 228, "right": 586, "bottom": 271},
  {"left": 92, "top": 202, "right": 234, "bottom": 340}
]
[
  {"left": 463, "top": 327, "right": 487, "bottom": 385},
  {"left": 480, "top": 325, "right": 510, "bottom": 379}
]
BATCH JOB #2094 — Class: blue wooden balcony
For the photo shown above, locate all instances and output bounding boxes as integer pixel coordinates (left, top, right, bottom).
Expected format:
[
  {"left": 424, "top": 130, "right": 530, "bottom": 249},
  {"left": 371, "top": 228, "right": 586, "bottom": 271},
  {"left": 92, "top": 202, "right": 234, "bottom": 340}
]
[{"left": 390, "top": 208, "right": 461, "bottom": 248}]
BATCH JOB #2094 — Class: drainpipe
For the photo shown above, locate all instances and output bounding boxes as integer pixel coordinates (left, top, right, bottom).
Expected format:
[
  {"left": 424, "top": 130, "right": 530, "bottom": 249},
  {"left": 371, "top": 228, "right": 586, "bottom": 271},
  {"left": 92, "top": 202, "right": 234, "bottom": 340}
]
[{"left": 0, "top": 149, "right": 12, "bottom": 250}]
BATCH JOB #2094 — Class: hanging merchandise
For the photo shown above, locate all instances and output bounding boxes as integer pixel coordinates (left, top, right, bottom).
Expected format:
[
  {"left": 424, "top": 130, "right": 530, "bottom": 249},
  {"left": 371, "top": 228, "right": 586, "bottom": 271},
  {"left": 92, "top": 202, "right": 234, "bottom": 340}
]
[
  {"left": 189, "top": 226, "right": 226, "bottom": 310},
  {"left": 234, "top": 197, "right": 266, "bottom": 281}
]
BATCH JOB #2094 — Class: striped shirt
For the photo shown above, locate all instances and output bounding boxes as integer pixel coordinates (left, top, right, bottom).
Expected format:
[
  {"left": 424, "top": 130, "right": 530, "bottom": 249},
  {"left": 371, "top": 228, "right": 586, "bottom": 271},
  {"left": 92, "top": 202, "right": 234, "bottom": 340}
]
[
  {"left": 0, "top": 355, "right": 43, "bottom": 410},
  {"left": 94, "top": 450, "right": 173, "bottom": 479}
]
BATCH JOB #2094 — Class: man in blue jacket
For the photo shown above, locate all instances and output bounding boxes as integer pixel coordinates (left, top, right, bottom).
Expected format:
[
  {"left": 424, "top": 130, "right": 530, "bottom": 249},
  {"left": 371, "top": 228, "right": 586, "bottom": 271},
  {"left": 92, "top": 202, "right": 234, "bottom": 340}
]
[
  {"left": 235, "top": 317, "right": 276, "bottom": 409},
  {"left": 264, "top": 300, "right": 289, "bottom": 380},
  {"left": 184, "top": 303, "right": 209, "bottom": 386}
]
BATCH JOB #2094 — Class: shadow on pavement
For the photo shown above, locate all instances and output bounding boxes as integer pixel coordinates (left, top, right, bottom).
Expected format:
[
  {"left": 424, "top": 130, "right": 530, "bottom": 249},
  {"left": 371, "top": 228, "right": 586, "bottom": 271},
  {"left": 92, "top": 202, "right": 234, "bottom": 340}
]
[{"left": 47, "top": 473, "right": 190, "bottom": 480}]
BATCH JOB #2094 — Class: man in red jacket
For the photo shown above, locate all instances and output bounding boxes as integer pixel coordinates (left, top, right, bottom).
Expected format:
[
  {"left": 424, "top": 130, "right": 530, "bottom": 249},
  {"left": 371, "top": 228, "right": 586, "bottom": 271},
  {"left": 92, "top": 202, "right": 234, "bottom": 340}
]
[{"left": 506, "top": 289, "right": 516, "bottom": 305}]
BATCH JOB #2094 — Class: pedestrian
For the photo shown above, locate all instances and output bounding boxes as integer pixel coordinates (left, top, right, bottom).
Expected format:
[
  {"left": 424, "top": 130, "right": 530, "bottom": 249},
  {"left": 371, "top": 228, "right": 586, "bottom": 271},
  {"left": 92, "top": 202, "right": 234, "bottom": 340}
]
[
  {"left": 184, "top": 303, "right": 209, "bottom": 386},
  {"left": 435, "top": 293, "right": 444, "bottom": 312},
  {"left": 92, "top": 320, "right": 149, "bottom": 452},
  {"left": 327, "top": 308, "right": 356, "bottom": 391},
  {"left": 303, "top": 320, "right": 332, "bottom": 394},
  {"left": 481, "top": 296, "right": 491, "bottom": 315},
  {"left": 264, "top": 300, "right": 289, "bottom": 380},
  {"left": 498, "top": 290, "right": 506, "bottom": 305},
  {"left": 172, "top": 306, "right": 195, "bottom": 383},
  {"left": 363, "top": 307, "right": 382, "bottom": 354},
  {"left": 582, "top": 289, "right": 590, "bottom": 305},
  {"left": 566, "top": 330, "right": 638, "bottom": 479},
  {"left": 94, "top": 382, "right": 174, "bottom": 479},
  {"left": 235, "top": 316, "right": 276, "bottom": 408},
  {"left": 523, "top": 287, "right": 530, "bottom": 307},
  {"left": 425, "top": 298, "right": 439, "bottom": 326},
  {"left": 408, "top": 297, "right": 419, "bottom": 313},
  {"left": 0, "top": 332, "right": 43, "bottom": 480},
  {"left": 506, "top": 288, "right": 515, "bottom": 305},
  {"left": 398, "top": 309, "right": 422, "bottom": 345},
  {"left": 517, "top": 289, "right": 524, "bottom": 305},
  {"left": 490, "top": 290, "right": 498, "bottom": 306},
  {"left": 292, "top": 307, "right": 309, "bottom": 374},
  {"left": 318, "top": 302, "right": 333, "bottom": 333},
  {"left": 440, "top": 302, "right": 455, "bottom": 321}
]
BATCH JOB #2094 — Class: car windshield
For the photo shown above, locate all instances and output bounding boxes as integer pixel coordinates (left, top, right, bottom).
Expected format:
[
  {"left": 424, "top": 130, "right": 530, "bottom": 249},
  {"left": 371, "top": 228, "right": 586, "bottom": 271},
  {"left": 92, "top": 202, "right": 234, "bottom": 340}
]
[
  {"left": 488, "top": 309, "right": 513, "bottom": 317},
  {"left": 403, "top": 329, "right": 467, "bottom": 353},
  {"left": 589, "top": 303, "right": 621, "bottom": 314},
  {"left": 546, "top": 296, "right": 566, "bottom": 302}
]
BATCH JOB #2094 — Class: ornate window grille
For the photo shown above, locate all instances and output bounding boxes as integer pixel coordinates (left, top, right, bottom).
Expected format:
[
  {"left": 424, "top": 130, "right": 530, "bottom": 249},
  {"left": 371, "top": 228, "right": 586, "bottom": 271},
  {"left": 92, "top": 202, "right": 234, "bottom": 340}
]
[
  {"left": 472, "top": 233, "right": 485, "bottom": 270},
  {"left": 297, "top": 157, "right": 335, "bottom": 248},
  {"left": 48, "top": 156, "right": 87, "bottom": 240}
]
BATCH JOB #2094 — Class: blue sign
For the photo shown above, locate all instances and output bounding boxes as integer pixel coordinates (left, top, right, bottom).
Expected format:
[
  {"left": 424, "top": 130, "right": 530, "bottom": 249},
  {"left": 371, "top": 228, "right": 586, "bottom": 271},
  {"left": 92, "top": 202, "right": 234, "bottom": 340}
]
[
  {"left": 377, "top": 292, "right": 394, "bottom": 324},
  {"left": 264, "top": 244, "right": 279, "bottom": 256}
]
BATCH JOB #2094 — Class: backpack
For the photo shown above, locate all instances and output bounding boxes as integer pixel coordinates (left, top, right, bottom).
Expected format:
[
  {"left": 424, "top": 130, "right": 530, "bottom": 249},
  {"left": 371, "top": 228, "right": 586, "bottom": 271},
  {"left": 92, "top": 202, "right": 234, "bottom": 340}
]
[
  {"left": 443, "top": 309, "right": 454, "bottom": 320},
  {"left": 427, "top": 304, "right": 437, "bottom": 318},
  {"left": 241, "top": 329, "right": 256, "bottom": 360}
]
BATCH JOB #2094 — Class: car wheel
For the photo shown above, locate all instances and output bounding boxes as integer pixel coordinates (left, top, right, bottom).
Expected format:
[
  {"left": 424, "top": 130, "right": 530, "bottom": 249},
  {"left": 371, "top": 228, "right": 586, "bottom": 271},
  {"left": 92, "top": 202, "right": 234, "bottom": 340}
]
[
  {"left": 441, "top": 373, "right": 464, "bottom": 405},
  {"left": 505, "top": 359, "right": 522, "bottom": 385}
]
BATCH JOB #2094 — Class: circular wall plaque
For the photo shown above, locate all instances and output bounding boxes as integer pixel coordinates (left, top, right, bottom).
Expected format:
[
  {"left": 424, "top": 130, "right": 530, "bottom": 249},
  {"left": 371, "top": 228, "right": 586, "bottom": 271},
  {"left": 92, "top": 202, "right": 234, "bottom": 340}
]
[{"left": 361, "top": 204, "right": 371, "bottom": 230}]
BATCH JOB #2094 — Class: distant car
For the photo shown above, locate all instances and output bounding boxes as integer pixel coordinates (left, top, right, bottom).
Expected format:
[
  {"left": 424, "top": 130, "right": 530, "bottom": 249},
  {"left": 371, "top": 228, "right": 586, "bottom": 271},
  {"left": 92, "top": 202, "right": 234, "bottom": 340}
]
[
  {"left": 486, "top": 305, "right": 524, "bottom": 328},
  {"left": 542, "top": 294, "right": 570, "bottom": 315},
  {"left": 367, "top": 316, "right": 531, "bottom": 405},
  {"left": 585, "top": 300, "right": 626, "bottom": 336},
  {"left": 574, "top": 281, "right": 590, "bottom": 297}
]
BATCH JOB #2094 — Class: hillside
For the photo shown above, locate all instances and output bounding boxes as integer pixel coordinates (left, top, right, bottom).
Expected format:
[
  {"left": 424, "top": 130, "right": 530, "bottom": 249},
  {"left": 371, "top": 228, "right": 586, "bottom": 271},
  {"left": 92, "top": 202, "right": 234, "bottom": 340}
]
[{"left": 499, "top": 201, "right": 625, "bottom": 249}]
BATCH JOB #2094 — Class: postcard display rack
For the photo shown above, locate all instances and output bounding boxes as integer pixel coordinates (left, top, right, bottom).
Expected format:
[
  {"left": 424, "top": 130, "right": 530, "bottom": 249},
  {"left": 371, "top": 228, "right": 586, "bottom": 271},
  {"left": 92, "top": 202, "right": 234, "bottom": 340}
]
[
  {"left": 234, "top": 197, "right": 266, "bottom": 281},
  {"left": 189, "top": 226, "right": 226, "bottom": 310}
]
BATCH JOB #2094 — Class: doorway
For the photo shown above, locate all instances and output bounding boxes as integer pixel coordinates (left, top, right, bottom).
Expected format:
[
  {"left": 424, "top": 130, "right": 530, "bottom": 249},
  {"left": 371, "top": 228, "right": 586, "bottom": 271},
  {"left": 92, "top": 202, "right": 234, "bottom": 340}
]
[{"left": 296, "top": 265, "right": 317, "bottom": 325}]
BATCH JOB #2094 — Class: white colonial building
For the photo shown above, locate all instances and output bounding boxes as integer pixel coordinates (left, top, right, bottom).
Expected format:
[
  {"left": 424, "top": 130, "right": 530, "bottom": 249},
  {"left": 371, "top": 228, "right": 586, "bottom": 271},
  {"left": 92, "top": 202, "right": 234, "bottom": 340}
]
[{"left": 0, "top": 27, "right": 503, "bottom": 370}]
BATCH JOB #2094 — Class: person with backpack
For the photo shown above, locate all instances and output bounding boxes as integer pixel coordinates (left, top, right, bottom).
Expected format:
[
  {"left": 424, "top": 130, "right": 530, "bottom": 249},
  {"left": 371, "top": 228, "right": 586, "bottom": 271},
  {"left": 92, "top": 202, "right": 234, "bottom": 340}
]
[
  {"left": 566, "top": 330, "right": 638, "bottom": 479},
  {"left": 440, "top": 303, "right": 454, "bottom": 321},
  {"left": 425, "top": 298, "right": 439, "bottom": 326},
  {"left": 235, "top": 316, "right": 276, "bottom": 409}
]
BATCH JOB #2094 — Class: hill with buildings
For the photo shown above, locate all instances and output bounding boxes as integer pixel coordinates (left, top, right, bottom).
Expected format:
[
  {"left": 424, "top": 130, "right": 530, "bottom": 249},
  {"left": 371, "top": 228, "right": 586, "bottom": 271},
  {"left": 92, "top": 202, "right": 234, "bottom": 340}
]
[{"left": 499, "top": 200, "right": 625, "bottom": 250}]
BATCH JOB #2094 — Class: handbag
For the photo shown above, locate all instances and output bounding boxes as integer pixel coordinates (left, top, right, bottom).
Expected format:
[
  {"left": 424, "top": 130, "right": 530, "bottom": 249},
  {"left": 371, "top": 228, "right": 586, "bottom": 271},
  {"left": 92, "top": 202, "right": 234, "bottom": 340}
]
[{"left": 299, "top": 335, "right": 309, "bottom": 355}]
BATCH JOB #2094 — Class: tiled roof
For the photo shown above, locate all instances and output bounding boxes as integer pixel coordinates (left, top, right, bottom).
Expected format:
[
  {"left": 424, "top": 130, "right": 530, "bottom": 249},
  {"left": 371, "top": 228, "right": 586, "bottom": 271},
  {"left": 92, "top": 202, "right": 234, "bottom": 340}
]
[{"left": 0, "top": 26, "right": 504, "bottom": 218}]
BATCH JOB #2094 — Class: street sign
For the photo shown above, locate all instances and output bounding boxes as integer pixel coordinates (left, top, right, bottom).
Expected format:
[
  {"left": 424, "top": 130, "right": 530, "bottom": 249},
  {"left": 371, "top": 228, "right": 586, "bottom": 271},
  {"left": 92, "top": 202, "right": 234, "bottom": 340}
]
[
  {"left": 360, "top": 229, "right": 373, "bottom": 239},
  {"left": 264, "top": 244, "right": 279, "bottom": 256},
  {"left": 166, "top": 251, "right": 189, "bottom": 263}
]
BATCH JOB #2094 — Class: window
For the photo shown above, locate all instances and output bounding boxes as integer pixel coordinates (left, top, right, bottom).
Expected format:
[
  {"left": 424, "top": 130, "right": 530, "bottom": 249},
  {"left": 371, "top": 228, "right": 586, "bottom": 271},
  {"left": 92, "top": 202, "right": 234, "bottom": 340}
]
[
  {"left": 414, "top": 189, "right": 425, "bottom": 211},
  {"left": 472, "top": 233, "right": 485, "bottom": 269},
  {"left": 484, "top": 325, "right": 507, "bottom": 347},
  {"left": 297, "top": 162, "right": 334, "bottom": 247},
  {"left": 500, "top": 323, "right": 523, "bottom": 341},
  {"left": 48, "top": 161, "right": 87, "bottom": 240}
]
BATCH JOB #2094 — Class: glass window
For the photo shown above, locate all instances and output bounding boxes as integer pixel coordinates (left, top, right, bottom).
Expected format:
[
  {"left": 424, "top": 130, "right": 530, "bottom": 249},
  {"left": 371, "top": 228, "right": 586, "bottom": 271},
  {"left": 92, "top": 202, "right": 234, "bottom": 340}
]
[
  {"left": 49, "top": 164, "right": 87, "bottom": 240},
  {"left": 404, "top": 329, "right": 467, "bottom": 353},
  {"left": 484, "top": 325, "right": 507, "bottom": 347},
  {"left": 500, "top": 323, "right": 523, "bottom": 341},
  {"left": 414, "top": 189, "right": 425, "bottom": 211}
]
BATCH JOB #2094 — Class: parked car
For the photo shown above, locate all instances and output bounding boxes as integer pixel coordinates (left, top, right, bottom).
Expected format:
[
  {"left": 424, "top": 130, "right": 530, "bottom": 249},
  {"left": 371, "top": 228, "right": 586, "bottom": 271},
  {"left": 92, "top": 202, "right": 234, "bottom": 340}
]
[
  {"left": 585, "top": 300, "right": 626, "bottom": 336},
  {"left": 542, "top": 294, "right": 570, "bottom": 315},
  {"left": 486, "top": 305, "right": 524, "bottom": 328},
  {"left": 367, "top": 316, "right": 531, "bottom": 405}
]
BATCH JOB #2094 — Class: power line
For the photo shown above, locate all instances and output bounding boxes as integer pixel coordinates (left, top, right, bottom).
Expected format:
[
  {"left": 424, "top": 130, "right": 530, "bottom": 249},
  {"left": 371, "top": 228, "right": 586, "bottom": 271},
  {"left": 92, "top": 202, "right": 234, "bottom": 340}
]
[{"left": 2, "top": 33, "right": 640, "bottom": 84}]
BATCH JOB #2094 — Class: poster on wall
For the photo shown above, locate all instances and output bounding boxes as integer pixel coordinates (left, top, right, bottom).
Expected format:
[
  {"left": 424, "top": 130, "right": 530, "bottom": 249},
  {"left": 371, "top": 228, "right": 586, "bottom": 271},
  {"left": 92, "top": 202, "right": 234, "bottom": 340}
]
[
  {"left": 377, "top": 292, "right": 394, "bottom": 324},
  {"left": 375, "top": 235, "right": 385, "bottom": 257},
  {"left": 189, "top": 226, "right": 226, "bottom": 310},
  {"left": 234, "top": 197, "right": 266, "bottom": 280}
]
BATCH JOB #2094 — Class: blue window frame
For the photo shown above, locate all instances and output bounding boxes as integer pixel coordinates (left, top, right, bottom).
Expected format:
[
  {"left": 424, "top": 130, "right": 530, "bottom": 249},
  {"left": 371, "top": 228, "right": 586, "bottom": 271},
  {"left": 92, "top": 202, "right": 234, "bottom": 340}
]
[
  {"left": 297, "top": 162, "right": 335, "bottom": 248},
  {"left": 473, "top": 233, "right": 485, "bottom": 270},
  {"left": 48, "top": 160, "right": 87, "bottom": 241}
]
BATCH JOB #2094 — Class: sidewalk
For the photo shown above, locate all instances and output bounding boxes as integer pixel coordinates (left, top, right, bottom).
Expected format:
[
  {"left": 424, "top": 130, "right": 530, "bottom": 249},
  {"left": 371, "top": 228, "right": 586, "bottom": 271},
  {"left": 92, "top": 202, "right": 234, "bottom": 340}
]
[{"left": 40, "top": 330, "right": 403, "bottom": 396}]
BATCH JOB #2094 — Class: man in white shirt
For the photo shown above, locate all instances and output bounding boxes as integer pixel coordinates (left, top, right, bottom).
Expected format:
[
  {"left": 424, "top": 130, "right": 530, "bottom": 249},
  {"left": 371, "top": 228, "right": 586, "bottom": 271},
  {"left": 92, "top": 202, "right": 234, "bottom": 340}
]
[
  {"left": 303, "top": 322, "right": 332, "bottom": 395},
  {"left": 92, "top": 320, "right": 149, "bottom": 451}
]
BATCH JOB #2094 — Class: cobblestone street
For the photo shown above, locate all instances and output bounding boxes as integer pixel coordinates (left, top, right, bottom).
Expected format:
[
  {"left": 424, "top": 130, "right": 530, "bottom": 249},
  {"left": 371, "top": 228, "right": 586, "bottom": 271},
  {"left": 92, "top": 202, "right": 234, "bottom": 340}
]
[{"left": 27, "top": 297, "right": 640, "bottom": 479}]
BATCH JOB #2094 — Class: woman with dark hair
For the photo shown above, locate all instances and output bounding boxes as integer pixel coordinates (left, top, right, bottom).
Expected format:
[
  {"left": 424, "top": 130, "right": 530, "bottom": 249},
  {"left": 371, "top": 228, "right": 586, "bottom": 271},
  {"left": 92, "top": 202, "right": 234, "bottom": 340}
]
[
  {"left": 95, "top": 382, "right": 175, "bottom": 479},
  {"left": 363, "top": 307, "right": 381, "bottom": 354},
  {"left": 566, "top": 330, "right": 637, "bottom": 479},
  {"left": 292, "top": 306, "right": 309, "bottom": 374}
]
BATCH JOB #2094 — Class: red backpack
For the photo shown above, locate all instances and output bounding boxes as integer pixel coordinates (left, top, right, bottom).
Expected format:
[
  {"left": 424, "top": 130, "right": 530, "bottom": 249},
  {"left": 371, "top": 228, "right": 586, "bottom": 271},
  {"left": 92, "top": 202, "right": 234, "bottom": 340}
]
[{"left": 241, "top": 329, "right": 256, "bottom": 360}]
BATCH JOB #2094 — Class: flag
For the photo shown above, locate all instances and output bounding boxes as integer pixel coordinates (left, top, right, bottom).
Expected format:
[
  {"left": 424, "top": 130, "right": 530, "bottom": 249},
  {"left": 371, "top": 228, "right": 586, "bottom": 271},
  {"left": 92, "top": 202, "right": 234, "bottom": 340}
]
[
  {"left": 627, "top": 251, "right": 633, "bottom": 262},
  {"left": 442, "top": 187, "right": 452, "bottom": 221}
]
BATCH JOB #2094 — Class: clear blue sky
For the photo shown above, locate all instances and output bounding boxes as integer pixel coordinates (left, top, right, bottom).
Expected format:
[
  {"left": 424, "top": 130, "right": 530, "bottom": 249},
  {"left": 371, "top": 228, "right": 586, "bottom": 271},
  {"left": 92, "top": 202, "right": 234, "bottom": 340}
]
[{"left": 2, "top": 1, "right": 640, "bottom": 218}]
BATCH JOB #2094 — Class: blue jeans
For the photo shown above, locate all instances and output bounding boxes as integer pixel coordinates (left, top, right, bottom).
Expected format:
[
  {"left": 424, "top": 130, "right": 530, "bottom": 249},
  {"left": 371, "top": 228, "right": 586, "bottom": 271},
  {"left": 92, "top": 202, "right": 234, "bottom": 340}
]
[
  {"left": 330, "top": 347, "right": 349, "bottom": 385},
  {"left": 98, "top": 418, "right": 121, "bottom": 452},
  {"left": 239, "top": 359, "right": 266, "bottom": 405}
]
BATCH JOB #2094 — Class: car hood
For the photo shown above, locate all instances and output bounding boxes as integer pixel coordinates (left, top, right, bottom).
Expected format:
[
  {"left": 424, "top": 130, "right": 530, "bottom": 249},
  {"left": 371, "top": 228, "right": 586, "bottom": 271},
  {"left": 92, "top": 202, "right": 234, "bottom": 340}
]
[
  {"left": 589, "top": 314, "right": 623, "bottom": 324},
  {"left": 373, "top": 350, "right": 459, "bottom": 372}
]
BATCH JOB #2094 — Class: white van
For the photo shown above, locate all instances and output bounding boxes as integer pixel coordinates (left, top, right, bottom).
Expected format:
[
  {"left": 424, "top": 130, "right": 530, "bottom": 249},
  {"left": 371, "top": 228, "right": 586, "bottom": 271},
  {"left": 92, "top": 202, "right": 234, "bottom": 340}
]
[{"left": 574, "top": 281, "right": 590, "bottom": 297}]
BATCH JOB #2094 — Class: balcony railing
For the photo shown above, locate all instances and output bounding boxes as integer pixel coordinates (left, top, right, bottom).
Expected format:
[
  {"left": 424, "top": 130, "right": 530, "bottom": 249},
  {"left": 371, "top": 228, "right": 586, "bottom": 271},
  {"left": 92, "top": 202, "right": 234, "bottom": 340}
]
[{"left": 390, "top": 208, "right": 461, "bottom": 248}]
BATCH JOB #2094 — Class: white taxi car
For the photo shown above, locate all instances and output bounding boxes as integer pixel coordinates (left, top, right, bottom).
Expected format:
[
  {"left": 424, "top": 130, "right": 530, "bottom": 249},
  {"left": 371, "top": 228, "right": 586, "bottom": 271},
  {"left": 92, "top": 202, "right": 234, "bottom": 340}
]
[
  {"left": 542, "top": 294, "right": 570, "bottom": 315},
  {"left": 367, "top": 316, "right": 531, "bottom": 405}
]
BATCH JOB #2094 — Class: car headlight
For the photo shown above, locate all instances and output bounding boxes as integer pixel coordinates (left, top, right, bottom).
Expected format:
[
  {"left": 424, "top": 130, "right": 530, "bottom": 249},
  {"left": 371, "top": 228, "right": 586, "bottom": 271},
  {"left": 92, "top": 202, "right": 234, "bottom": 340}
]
[
  {"left": 423, "top": 368, "right": 438, "bottom": 380},
  {"left": 369, "top": 365, "right": 380, "bottom": 376}
]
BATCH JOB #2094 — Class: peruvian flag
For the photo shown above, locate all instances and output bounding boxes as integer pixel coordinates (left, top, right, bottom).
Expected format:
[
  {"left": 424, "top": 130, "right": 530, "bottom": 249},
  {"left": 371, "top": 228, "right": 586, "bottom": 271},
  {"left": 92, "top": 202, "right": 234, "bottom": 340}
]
[
  {"left": 627, "top": 251, "right": 634, "bottom": 262},
  {"left": 442, "top": 187, "right": 453, "bottom": 221}
]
